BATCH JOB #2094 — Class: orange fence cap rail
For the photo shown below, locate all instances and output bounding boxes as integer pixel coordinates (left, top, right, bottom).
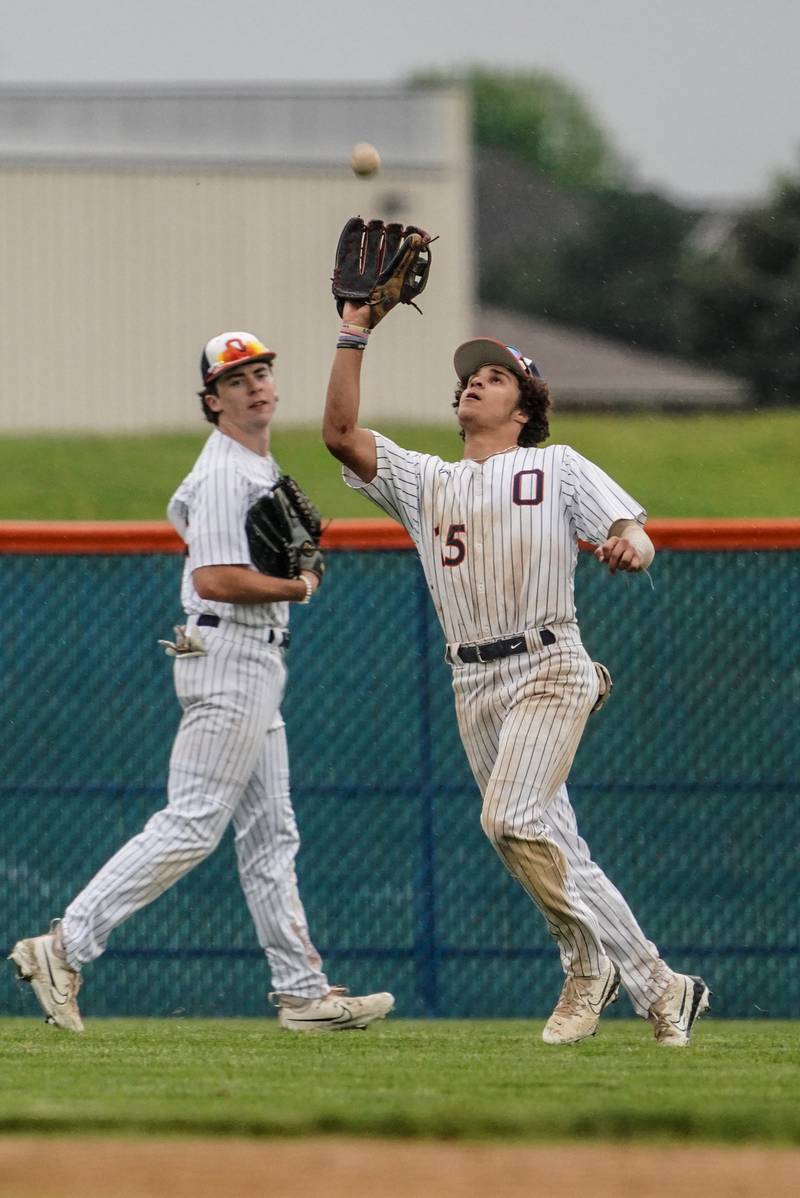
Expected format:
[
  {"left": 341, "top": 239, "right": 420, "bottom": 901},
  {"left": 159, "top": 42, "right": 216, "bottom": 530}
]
[
  {"left": 645, "top": 517, "right": 800, "bottom": 551},
  {"left": 0, "top": 521, "right": 183, "bottom": 554},
  {"left": 1, "top": 517, "right": 800, "bottom": 554}
]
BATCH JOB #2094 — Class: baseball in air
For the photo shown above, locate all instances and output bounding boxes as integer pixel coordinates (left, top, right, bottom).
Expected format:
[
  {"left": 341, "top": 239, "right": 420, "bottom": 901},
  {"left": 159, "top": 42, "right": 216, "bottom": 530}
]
[{"left": 350, "top": 142, "right": 381, "bottom": 177}]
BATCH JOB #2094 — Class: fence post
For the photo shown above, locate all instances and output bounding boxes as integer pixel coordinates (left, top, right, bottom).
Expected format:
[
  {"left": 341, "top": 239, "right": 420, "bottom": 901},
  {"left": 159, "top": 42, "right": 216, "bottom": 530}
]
[{"left": 413, "top": 568, "right": 439, "bottom": 1016}]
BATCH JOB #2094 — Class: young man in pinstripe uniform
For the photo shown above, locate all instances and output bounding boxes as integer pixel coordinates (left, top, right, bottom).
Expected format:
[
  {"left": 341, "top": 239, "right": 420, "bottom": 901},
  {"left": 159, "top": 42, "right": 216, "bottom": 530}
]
[
  {"left": 9, "top": 332, "right": 393, "bottom": 1034},
  {"left": 324, "top": 309, "right": 709, "bottom": 1047}
]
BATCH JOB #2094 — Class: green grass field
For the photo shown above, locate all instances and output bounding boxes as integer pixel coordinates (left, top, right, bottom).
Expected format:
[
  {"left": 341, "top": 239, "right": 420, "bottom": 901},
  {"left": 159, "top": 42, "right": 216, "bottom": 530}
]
[
  {"left": 0, "top": 1019, "right": 797, "bottom": 1144},
  {"left": 1, "top": 415, "right": 798, "bottom": 1162},
  {"left": 1, "top": 410, "right": 799, "bottom": 520}
]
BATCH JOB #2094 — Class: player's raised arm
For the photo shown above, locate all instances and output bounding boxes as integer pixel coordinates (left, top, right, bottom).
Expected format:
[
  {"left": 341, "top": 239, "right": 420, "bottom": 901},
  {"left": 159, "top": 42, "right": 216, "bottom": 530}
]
[
  {"left": 323, "top": 299, "right": 378, "bottom": 482},
  {"left": 593, "top": 518, "right": 655, "bottom": 574},
  {"left": 324, "top": 216, "right": 433, "bottom": 482}
]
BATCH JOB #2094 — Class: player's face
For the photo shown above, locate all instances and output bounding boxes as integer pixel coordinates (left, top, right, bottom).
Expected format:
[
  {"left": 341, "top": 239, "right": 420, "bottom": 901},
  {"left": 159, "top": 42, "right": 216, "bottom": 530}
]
[
  {"left": 208, "top": 361, "right": 278, "bottom": 432},
  {"left": 456, "top": 363, "right": 525, "bottom": 433}
]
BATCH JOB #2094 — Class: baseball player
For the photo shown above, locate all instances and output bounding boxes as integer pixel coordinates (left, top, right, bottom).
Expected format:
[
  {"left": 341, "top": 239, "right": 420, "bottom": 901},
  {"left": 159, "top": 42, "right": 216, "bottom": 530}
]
[
  {"left": 323, "top": 294, "right": 710, "bottom": 1046},
  {"left": 8, "top": 332, "right": 394, "bottom": 1034}
]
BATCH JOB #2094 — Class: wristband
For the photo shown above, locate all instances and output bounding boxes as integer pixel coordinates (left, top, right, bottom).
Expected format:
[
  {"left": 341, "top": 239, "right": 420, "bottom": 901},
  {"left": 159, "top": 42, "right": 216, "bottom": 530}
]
[
  {"left": 337, "top": 323, "right": 370, "bottom": 351},
  {"left": 624, "top": 525, "right": 655, "bottom": 569},
  {"left": 298, "top": 575, "right": 314, "bottom": 604}
]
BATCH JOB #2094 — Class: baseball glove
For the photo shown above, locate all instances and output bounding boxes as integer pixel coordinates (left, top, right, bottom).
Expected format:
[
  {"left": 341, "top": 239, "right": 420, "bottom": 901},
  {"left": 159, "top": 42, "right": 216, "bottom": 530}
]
[
  {"left": 591, "top": 662, "right": 613, "bottom": 713},
  {"left": 245, "top": 476, "right": 325, "bottom": 581},
  {"left": 332, "top": 216, "right": 433, "bottom": 327}
]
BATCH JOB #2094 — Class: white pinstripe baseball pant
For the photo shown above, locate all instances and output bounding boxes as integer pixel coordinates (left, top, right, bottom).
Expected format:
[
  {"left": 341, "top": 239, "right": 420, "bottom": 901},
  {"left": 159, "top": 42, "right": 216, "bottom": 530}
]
[
  {"left": 452, "top": 623, "right": 667, "bottom": 1016},
  {"left": 61, "top": 621, "right": 329, "bottom": 999}
]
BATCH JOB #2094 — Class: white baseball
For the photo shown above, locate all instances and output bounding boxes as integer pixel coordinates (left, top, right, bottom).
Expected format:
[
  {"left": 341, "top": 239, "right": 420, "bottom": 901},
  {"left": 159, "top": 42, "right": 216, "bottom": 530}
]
[{"left": 350, "top": 142, "right": 381, "bottom": 177}]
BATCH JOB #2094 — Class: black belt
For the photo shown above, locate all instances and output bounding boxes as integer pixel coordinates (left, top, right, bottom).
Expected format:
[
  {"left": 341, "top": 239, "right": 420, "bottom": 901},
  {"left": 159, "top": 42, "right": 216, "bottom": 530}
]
[
  {"left": 196, "top": 614, "right": 290, "bottom": 647},
  {"left": 456, "top": 628, "right": 555, "bottom": 664}
]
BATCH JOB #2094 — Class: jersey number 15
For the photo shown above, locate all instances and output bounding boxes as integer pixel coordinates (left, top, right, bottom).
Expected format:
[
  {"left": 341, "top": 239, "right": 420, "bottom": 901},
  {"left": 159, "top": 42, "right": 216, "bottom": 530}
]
[{"left": 438, "top": 470, "right": 545, "bottom": 567}]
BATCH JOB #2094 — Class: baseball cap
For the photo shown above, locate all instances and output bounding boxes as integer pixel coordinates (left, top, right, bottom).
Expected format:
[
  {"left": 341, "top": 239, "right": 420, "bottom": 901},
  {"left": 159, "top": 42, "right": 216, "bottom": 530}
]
[
  {"left": 200, "top": 332, "right": 275, "bottom": 386},
  {"left": 454, "top": 338, "right": 541, "bottom": 383}
]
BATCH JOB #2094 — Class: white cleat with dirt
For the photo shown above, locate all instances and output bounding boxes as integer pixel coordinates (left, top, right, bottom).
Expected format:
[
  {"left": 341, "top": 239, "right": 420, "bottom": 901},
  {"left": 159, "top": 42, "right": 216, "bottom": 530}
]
[
  {"left": 542, "top": 958, "right": 620, "bottom": 1045},
  {"left": 8, "top": 922, "right": 84, "bottom": 1033},
  {"left": 648, "top": 972, "right": 710, "bottom": 1046},
  {"left": 273, "top": 987, "right": 395, "bottom": 1031}
]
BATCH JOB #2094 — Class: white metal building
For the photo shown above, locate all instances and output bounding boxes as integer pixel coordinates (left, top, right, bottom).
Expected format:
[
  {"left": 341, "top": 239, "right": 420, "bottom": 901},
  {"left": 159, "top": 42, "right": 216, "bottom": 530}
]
[{"left": 0, "top": 84, "right": 472, "bottom": 432}]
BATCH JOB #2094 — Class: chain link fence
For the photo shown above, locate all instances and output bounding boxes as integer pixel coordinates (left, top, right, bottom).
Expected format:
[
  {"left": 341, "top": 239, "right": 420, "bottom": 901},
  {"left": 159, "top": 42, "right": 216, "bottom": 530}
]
[{"left": 1, "top": 541, "right": 797, "bottom": 1020}]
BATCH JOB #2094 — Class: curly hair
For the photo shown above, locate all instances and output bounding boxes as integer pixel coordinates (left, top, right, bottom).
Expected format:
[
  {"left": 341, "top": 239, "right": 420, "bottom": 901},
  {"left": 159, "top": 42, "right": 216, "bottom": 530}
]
[
  {"left": 197, "top": 383, "right": 220, "bottom": 425},
  {"left": 452, "top": 373, "right": 551, "bottom": 447}
]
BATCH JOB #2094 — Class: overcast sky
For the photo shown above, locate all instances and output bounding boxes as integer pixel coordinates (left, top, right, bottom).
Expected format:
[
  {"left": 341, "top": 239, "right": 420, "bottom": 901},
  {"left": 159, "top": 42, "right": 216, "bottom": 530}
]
[{"left": 1, "top": 0, "right": 797, "bottom": 204}]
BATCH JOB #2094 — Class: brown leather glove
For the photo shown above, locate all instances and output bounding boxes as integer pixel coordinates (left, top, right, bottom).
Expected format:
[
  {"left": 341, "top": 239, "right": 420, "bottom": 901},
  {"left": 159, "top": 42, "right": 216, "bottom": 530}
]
[{"left": 332, "top": 216, "right": 433, "bottom": 327}]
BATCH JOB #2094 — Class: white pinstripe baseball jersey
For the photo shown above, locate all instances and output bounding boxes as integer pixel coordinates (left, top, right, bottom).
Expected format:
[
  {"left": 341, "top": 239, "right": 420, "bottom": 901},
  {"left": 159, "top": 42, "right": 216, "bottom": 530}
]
[
  {"left": 343, "top": 428, "right": 675, "bottom": 1012},
  {"left": 60, "top": 425, "right": 330, "bottom": 1000},
  {"left": 343, "top": 433, "right": 645, "bottom": 645},
  {"left": 168, "top": 428, "right": 287, "bottom": 630}
]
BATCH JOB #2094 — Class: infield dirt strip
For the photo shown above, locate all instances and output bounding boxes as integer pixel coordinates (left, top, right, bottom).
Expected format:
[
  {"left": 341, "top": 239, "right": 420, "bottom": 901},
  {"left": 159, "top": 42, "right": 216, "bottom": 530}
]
[{"left": 0, "top": 1139, "right": 797, "bottom": 1197}]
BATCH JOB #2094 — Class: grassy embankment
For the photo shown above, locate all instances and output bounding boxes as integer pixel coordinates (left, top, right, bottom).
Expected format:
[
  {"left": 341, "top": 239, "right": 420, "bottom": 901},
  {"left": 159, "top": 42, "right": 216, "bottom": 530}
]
[{"left": 1, "top": 411, "right": 798, "bottom": 520}]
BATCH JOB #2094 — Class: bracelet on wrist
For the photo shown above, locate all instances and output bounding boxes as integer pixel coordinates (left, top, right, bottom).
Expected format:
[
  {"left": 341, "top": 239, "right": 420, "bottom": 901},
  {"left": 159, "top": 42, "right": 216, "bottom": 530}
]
[
  {"left": 298, "top": 575, "right": 314, "bottom": 604},
  {"left": 337, "top": 323, "right": 370, "bottom": 349}
]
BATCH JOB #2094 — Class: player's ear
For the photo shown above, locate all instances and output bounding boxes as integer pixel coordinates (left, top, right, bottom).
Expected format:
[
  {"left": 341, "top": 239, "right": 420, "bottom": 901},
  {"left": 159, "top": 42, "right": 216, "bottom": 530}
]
[{"left": 203, "top": 390, "right": 223, "bottom": 414}]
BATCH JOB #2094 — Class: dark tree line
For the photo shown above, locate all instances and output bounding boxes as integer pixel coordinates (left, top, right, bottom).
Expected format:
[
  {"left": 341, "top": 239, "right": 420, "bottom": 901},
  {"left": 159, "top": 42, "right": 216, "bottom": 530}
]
[
  {"left": 481, "top": 186, "right": 697, "bottom": 358},
  {"left": 417, "top": 67, "right": 800, "bottom": 404},
  {"left": 684, "top": 178, "right": 800, "bottom": 404}
]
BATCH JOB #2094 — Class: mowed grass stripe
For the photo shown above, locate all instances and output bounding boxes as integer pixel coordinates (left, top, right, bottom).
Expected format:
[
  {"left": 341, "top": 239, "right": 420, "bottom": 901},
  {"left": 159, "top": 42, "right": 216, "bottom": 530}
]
[
  {"left": 1, "top": 410, "right": 799, "bottom": 520},
  {"left": 0, "top": 1019, "right": 797, "bottom": 1143}
]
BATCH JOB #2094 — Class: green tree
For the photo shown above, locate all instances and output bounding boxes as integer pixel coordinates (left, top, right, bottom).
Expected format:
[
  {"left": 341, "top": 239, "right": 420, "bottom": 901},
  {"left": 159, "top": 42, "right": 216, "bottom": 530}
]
[
  {"left": 416, "top": 66, "right": 711, "bottom": 363},
  {"left": 483, "top": 186, "right": 697, "bottom": 354},
  {"left": 415, "top": 67, "right": 623, "bottom": 192},
  {"left": 685, "top": 173, "right": 800, "bottom": 403}
]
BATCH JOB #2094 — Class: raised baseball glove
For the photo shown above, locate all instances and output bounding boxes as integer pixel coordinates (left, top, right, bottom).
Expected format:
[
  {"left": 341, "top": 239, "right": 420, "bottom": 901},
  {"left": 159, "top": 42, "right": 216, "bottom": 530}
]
[
  {"left": 591, "top": 662, "right": 613, "bottom": 713},
  {"left": 332, "top": 216, "right": 433, "bottom": 327},
  {"left": 245, "top": 476, "right": 325, "bottom": 581}
]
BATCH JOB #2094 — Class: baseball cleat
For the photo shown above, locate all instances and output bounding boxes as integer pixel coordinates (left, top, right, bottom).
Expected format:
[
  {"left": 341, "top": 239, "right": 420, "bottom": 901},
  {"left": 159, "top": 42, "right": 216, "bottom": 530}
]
[
  {"left": 542, "top": 958, "right": 620, "bottom": 1045},
  {"left": 272, "top": 987, "right": 395, "bottom": 1031},
  {"left": 8, "top": 921, "right": 84, "bottom": 1033},
  {"left": 648, "top": 972, "right": 710, "bottom": 1047}
]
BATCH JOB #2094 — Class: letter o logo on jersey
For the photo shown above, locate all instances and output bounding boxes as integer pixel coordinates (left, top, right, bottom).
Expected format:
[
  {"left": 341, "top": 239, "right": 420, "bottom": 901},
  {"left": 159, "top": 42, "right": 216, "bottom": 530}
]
[{"left": 512, "top": 469, "right": 544, "bottom": 506}]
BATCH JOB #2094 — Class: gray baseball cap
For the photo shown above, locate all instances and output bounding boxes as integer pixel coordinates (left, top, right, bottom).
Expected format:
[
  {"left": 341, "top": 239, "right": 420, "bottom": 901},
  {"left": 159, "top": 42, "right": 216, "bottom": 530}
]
[{"left": 454, "top": 338, "right": 541, "bottom": 383}]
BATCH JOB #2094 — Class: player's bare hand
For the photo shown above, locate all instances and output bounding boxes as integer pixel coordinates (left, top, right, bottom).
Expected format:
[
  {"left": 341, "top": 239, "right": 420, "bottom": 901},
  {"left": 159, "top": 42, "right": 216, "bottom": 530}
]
[
  {"left": 594, "top": 536, "right": 643, "bottom": 574},
  {"left": 341, "top": 300, "right": 371, "bottom": 328}
]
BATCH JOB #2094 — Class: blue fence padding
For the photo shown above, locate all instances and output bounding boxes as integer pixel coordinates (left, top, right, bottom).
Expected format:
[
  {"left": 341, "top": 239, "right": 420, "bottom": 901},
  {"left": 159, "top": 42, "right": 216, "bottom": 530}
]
[{"left": 1, "top": 547, "right": 797, "bottom": 1019}]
